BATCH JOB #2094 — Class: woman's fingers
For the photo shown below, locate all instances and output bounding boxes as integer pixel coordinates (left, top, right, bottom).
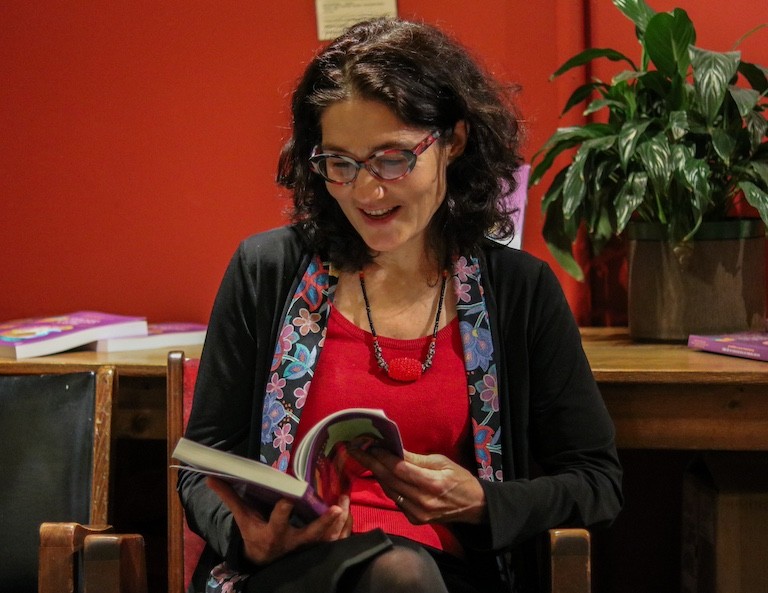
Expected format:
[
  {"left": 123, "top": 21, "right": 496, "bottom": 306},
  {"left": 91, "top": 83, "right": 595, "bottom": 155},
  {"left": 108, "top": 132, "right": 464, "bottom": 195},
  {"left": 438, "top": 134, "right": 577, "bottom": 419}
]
[{"left": 350, "top": 448, "right": 486, "bottom": 524}]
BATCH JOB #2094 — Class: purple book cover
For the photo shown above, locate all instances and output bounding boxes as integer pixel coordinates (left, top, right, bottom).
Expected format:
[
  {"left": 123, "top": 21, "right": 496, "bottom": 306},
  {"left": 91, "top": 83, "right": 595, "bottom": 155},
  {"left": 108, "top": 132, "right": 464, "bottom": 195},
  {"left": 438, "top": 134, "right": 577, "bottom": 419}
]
[
  {"left": 226, "top": 475, "right": 328, "bottom": 524},
  {"left": 687, "top": 331, "right": 768, "bottom": 362},
  {"left": 147, "top": 322, "right": 207, "bottom": 336},
  {"left": 0, "top": 311, "right": 148, "bottom": 359},
  {"left": 171, "top": 437, "right": 329, "bottom": 524}
]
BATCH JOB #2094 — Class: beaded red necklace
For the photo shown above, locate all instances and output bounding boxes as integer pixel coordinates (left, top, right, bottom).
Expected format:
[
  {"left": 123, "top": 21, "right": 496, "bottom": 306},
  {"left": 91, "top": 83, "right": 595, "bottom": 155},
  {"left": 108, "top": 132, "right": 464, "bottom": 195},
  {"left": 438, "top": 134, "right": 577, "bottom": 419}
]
[{"left": 359, "top": 270, "right": 449, "bottom": 382}]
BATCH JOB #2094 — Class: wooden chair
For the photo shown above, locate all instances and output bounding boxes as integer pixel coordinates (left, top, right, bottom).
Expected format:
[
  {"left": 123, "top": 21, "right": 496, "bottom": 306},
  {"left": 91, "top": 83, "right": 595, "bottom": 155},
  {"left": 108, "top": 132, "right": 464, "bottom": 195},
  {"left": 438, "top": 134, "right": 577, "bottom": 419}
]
[
  {"left": 0, "top": 365, "right": 146, "bottom": 593},
  {"left": 166, "top": 352, "right": 591, "bottom": 593},
  {"left": 167, "top": 351, "right": 205, "bottom": 593}
]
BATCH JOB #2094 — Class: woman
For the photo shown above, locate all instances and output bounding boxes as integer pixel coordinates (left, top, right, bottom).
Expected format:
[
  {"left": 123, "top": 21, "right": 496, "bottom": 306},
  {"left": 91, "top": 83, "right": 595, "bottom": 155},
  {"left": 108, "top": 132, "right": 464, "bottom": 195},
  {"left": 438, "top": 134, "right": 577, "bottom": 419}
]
[{"left": 180, "top": 17, "right": 622, "bottom": 593}]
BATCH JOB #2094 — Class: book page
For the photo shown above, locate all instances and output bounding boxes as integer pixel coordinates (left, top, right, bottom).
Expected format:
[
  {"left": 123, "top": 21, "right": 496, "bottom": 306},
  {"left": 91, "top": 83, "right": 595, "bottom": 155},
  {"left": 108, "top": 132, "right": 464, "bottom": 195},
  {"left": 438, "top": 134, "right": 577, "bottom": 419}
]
[
  {"left": 314, "top": 0, "right": 398, "bottom": 40},
  {"left": 292, "top": 408, "right": 403, "bottom": 506}
]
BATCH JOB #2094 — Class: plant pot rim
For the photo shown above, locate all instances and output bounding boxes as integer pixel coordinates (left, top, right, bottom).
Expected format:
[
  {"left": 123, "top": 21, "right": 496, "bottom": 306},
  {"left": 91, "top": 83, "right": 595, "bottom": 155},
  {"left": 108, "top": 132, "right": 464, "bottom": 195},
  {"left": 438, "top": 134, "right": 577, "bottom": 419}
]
[{"left": 627, "top": 219, "right": 766, "bottom": 241}]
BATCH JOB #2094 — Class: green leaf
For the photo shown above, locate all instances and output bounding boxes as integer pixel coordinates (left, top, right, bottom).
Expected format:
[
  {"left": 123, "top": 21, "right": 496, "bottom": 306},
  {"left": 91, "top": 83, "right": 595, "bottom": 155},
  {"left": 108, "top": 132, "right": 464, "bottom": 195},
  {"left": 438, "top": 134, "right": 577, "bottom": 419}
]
[
  {"left": 711, "top": 128, "right": 737, "bottom": 165},
  {"left": 614, "top": 172, "right": 648, "bottom": 232},
  {"left": 583, "top": 97, "right": 627, "bottom": 116},
  {"left": 618, "top": 120, "right": 651, "bottom": 168},
  {"left": 738, "top": 61, "right": 768, "bottom": 93},
  {"left": 560, "top": 82, "right": 606, "bottom": 116},
  {"left": 748, "top": 161, "right": 768, "bottom": 188},
  {"left": 541, "top": 167, "right": 567, "bottom": 210},
  {"left": 728, "top": 86, "right": 761, "bottom": 118},
  {"left": 739, "top": 181, "right": 768, "bottom": 227},
  {"left": 612, "top": 69, "right": 644, "bottom": 84},
  {"left": 746, "top": 111, "right": 768, "bottom": 153},
  {"left": 529, "top": 124, "right": 615, "bottom": 185},
  {"left": 679, "top": 156, "right": 711, "bottom": 222},
  {"left": 644, "top": 9, "right": 696, "bottom": 78},
  {"left": 670, "top": 143, "right": 694, "bottom": 174},
  {"left": 690, "top": 47, "right": 741, "bottom": 125},
  {"left": 552, "top": 48, "right": 637, "bottom": 79},
  {"left": 636, "top": 69, "right": 670, "bottom": 97},
  {"left": 562, "top": 147, "right": 589, "bottom": 218},
  {"left": 636, "top": 134, "right": 673, "bottom": 197},
  {"left": 668, "top": 110, "right": 690, "bottom": 140},
  {"left": 542, "top": 201, "right": 585, "bottom": 281},
  {"left": 593, "top": 206, "right": 617, "bottom": 241},
  {"left": 612, "top": 0, "right": 656, "bottom": 35}
]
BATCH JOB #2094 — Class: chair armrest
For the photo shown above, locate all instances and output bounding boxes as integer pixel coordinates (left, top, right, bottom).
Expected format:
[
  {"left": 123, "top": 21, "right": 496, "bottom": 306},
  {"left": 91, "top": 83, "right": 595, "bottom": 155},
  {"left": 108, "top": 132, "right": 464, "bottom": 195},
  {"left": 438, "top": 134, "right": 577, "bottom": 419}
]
[
  {"left": 84, "top": 533, "right": 148, "bottom": 593},
  {"left": 548, "top": 528, "right": 591, "bottom": 593},
  {"left": 39, "top": 522, "right": 113, "bottom": 593}
]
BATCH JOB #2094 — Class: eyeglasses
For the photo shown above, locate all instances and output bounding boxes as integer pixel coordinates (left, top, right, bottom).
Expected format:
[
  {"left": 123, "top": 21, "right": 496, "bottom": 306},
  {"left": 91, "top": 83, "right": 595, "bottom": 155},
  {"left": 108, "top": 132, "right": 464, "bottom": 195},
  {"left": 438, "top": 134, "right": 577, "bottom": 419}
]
[{"left": 309, "top": 129, "right": 442, "bottom": 185}]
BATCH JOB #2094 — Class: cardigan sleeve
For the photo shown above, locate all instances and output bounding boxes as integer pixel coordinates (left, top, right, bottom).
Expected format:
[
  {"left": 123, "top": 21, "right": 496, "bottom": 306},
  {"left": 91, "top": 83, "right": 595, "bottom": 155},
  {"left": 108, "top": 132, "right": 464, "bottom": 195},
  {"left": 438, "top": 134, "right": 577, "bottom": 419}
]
[
  {"left": 478, "top": 251, "right": 623, "bottom": 551},
  {"left": 177, "top": 239, "right": 260, "bottom": 564},
  {"left": 178, "top": 227, "right": 308, "bottom": 571}
]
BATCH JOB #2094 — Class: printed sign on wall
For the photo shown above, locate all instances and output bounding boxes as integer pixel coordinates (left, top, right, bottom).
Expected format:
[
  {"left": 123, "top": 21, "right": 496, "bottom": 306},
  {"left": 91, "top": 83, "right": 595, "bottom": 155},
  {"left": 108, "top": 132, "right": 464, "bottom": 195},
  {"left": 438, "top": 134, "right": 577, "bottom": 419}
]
[{"left": 315, "top": 0, "right": 398, "bottom": 40}]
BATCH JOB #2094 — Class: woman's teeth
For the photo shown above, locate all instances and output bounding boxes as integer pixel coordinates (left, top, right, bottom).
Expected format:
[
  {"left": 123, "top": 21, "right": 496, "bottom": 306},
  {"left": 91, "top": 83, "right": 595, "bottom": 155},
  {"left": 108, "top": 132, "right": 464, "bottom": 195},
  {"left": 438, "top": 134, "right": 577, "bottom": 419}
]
[{"left": 364, "top": 207, "right": 396, "bottom": 217}]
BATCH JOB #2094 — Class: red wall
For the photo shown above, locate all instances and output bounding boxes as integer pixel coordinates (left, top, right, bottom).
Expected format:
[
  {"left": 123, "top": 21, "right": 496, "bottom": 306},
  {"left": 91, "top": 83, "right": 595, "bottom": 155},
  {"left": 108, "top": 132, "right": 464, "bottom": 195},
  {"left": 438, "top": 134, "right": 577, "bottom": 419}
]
[{"left": 1, "top": 1, "right": 765, "bottom": 325}]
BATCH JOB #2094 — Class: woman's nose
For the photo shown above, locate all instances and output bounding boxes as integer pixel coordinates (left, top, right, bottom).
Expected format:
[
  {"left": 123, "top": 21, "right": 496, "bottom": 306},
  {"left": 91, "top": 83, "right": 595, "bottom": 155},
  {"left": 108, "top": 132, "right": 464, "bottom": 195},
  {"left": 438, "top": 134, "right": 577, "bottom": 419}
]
[{"left": 350, "top": 168, "right": 384, "bottom": 202}]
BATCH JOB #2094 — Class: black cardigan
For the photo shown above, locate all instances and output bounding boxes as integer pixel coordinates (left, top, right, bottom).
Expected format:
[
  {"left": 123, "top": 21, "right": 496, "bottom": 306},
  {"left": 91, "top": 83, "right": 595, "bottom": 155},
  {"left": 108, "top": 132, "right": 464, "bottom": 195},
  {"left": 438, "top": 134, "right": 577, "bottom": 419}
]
[{"left": 180, "top": 225, "right": 622, "bottom": 590}]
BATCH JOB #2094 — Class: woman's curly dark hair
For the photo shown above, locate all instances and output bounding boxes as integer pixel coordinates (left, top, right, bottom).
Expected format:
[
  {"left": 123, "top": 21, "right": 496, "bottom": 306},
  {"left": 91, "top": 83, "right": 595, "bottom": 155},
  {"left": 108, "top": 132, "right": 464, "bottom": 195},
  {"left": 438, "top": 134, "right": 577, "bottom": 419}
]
[{"left": 277, "top": 17, "right": 524, "bottom": 270}]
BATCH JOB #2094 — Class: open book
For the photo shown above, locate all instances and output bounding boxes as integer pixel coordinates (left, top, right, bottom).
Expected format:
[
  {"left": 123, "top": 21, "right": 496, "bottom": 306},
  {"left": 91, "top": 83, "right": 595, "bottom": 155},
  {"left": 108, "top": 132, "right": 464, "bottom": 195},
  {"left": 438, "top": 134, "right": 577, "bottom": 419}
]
[{"left": 172, "top": 408, "right": 403, "bottom": 524}]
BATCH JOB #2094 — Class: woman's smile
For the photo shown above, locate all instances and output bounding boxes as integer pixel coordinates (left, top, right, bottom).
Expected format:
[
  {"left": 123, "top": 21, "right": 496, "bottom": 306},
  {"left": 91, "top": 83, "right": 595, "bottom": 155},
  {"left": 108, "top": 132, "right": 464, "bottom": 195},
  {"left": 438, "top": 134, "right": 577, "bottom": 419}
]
[{"left": 361, "top": 205, "right": 399, "bottom": 220}]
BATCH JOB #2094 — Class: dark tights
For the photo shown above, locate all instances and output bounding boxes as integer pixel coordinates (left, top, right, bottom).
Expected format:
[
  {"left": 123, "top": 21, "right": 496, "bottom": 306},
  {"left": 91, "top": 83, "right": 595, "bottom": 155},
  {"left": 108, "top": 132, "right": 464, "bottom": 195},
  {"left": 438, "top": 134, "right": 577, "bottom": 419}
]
[{"left": 340, "top": 544, "right": 449, "bottom": 593}]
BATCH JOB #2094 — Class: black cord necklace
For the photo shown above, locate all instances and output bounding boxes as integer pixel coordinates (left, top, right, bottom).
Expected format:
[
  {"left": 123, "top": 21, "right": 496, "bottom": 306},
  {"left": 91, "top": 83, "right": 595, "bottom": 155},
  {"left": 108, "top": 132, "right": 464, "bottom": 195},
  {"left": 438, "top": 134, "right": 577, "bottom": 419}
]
[{"left": 359, "top": 270, "right": 448, "bottom": 382}]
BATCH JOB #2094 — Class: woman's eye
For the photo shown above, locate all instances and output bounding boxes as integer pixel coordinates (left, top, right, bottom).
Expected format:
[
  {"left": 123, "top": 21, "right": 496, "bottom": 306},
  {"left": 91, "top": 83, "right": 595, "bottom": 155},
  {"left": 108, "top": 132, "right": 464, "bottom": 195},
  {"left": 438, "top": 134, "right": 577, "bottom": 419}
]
[{"left": 328, "top": 159, "right": 355, "bottom": 172}]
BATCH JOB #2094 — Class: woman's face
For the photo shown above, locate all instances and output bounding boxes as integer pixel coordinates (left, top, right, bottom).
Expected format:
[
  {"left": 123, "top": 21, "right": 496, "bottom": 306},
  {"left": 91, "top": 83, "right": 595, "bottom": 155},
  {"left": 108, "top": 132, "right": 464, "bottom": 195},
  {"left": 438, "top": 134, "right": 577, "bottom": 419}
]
[{"left": 318, "top": 98, "right": 465, "bottom": 263}]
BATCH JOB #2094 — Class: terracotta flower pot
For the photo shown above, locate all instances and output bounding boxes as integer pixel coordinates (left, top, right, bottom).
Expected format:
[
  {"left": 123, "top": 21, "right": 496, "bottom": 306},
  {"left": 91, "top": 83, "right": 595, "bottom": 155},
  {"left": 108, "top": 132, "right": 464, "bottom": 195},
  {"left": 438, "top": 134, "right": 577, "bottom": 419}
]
[{"left": 627, "top": 220, "right": 766, "bottom": 342}]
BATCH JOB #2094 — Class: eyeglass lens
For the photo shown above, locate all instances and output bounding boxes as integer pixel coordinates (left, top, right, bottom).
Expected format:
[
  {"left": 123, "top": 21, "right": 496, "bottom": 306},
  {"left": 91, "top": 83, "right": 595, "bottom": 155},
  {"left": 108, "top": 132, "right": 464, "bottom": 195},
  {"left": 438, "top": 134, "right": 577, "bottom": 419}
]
[{"left": 310, "top": 129, "right": 441, "bottom": 184}]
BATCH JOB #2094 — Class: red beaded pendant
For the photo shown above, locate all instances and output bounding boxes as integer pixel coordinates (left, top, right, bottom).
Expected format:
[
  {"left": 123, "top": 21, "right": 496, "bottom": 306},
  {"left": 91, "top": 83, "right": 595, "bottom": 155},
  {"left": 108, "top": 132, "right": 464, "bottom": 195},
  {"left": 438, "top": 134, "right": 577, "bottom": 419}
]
[{"left": 387, "top": 357, "right": 423, "bottom": 382}]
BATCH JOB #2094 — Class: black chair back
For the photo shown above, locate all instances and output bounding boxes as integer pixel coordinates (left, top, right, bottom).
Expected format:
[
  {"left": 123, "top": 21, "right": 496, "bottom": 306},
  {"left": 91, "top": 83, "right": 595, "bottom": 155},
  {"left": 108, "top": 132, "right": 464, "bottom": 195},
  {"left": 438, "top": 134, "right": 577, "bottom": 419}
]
[{"left": 0, "top": 370, "right": 112, "bottom": 591}]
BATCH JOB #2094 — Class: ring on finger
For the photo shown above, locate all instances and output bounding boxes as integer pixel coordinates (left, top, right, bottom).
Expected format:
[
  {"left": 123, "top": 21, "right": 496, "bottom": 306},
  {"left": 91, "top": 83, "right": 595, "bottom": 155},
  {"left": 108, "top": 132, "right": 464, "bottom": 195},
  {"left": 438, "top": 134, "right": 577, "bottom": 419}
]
[{"left": 395, "top": 494, "right": 405, "bottom": 507}]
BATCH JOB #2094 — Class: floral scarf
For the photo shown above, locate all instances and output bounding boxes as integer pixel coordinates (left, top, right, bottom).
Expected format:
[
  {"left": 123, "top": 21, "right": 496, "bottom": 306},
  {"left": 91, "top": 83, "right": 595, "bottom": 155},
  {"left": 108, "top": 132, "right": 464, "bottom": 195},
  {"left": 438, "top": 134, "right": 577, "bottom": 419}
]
[{"left": 259, "top": 254, "right": 503, "bottom": 481}]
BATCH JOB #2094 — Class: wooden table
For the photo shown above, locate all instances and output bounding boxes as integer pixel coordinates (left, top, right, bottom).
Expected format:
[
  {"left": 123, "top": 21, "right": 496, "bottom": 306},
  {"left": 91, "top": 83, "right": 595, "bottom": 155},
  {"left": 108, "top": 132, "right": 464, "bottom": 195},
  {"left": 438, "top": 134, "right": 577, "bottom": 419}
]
[
  {"left": 580, "top": 327, "right": 768, "bottom": 451},
  {"left": 3, "top": 330, "right": 767, "bottom": 449},
  {"left": 0, "top": 345, "right": 203, "bottom": 440}
]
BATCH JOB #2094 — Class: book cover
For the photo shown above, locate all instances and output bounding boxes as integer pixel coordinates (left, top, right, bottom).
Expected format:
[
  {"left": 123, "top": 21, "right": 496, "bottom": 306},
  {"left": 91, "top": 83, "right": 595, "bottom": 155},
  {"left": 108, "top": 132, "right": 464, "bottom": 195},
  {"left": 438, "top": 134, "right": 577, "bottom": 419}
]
[
  {"left": 0, "top": 311, "right": 149, "bottom": 360},
  {"left": 171, "top": 437, "right": 328, "bottom": 524},
  {"left": 687, "top": 331, "right": 768, "bottom": 362},
  {"left": 90, "top": 322, "right": 207, "bottom": 352},
  {"left": 172, "top": 408, "right": 404, "bottom": 523}
]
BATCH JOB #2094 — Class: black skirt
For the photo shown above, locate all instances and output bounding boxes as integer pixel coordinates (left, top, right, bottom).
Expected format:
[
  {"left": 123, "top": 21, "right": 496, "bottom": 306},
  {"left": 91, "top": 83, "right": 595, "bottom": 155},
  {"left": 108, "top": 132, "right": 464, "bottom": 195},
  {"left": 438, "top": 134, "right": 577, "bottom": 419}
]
[{"left": 204, "top": 530, "right": 504, "bottom": 593}]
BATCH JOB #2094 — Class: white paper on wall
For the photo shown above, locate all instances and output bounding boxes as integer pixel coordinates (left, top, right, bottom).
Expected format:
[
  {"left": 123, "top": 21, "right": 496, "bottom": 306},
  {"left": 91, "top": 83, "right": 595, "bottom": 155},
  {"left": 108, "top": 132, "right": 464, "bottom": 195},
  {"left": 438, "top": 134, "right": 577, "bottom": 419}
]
[{"left": 315, "top": 0, "right": 398, "bottom": 40}]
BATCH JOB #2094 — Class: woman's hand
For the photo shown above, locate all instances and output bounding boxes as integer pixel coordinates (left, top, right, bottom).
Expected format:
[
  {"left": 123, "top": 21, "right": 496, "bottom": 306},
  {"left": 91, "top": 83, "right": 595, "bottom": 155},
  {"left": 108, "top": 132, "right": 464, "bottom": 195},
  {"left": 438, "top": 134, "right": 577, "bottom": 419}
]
[
  {"left": 206, "top": 476, "right": 352, "bottom": 565},
  {"left": 350, "top": 447, "right": 487, "bottom": 525}
]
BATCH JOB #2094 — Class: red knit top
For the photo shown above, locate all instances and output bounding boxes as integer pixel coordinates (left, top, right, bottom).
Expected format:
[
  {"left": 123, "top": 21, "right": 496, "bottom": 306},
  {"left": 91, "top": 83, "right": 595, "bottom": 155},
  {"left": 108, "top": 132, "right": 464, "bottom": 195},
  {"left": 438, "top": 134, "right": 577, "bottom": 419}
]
[{"left": 292, "top": 305, "right": 473, "bottom": 557}]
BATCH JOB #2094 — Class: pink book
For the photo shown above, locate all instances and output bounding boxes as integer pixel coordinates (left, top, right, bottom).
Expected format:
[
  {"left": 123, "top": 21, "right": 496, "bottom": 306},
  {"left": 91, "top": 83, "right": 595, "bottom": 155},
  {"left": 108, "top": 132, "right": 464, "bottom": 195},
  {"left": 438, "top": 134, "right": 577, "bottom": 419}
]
[{"left": 0, "top": 311, "right": 148, "bottom": 360}]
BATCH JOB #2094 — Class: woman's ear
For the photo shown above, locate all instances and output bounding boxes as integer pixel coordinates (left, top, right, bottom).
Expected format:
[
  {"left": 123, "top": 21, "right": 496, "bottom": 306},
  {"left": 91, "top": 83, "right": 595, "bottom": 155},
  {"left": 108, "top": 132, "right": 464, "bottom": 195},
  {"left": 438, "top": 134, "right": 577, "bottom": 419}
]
[{"left": 447, "top": 120, "right": 468, "bottom": 162}]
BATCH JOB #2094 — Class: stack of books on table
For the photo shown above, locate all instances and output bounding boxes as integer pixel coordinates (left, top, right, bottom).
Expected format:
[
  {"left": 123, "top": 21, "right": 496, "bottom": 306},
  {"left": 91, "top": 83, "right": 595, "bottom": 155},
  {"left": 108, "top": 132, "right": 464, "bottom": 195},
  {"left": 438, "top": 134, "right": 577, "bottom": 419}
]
[{"left": 0, "top": 311, "right": 207, "bottom": 359}]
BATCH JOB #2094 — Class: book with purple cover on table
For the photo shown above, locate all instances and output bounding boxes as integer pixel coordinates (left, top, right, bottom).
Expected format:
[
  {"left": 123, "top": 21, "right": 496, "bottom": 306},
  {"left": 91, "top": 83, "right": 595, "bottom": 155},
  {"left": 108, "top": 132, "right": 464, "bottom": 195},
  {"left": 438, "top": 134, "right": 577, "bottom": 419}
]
[
  {"left": 172, "top": 408, "right": 403, "bottom": 523},
  {"left": 687, "top": 331, "right": 768, "bottom": 362},
  {"left": 90, "top": 322, "right": 207, "bottom": 352},
  {"left": 0, "top": 311, "right": 149, "bottom": 360}
]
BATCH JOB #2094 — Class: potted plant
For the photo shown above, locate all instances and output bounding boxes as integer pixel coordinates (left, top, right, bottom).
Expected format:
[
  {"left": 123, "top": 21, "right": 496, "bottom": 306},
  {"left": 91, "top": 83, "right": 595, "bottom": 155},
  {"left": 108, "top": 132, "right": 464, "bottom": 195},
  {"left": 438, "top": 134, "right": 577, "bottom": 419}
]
[{"left": 529, "top": 0, "right": 768, "bottom": 340}]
